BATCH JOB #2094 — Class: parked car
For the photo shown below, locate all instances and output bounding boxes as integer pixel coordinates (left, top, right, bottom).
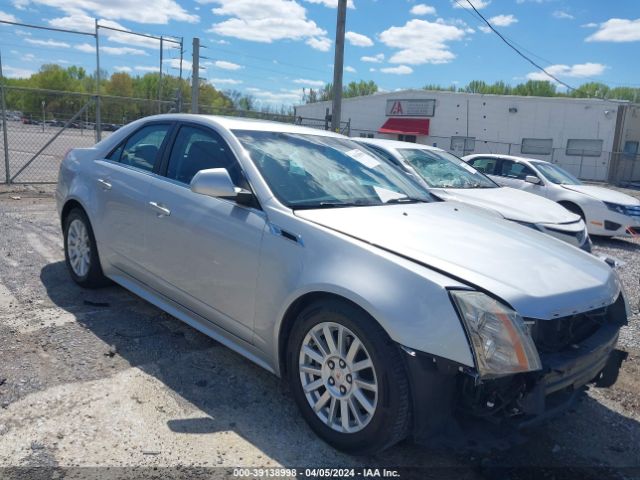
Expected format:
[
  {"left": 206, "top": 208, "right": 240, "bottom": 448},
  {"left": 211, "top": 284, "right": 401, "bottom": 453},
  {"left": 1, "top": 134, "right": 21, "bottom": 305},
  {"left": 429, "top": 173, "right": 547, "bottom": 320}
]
[
  {"left": 57, "top": 115, "right": 627, "bottom": 454},
  {"left": 464, "top": 154, "right": 640, "bottom": 237},
  {"left": 354, "top": 138, "right": 591, "bottom": 251}
]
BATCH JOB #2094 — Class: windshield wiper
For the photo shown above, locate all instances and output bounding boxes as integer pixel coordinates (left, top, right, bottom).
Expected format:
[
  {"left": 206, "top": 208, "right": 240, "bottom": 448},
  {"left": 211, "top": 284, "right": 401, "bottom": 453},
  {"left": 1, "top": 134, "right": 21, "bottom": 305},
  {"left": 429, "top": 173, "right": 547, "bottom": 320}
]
[
  {"left": 293, "top": 200, "right": 375, "bottom": 210},
  {"left": 384, "top": 196, "right": 428, "bottom": 204}
]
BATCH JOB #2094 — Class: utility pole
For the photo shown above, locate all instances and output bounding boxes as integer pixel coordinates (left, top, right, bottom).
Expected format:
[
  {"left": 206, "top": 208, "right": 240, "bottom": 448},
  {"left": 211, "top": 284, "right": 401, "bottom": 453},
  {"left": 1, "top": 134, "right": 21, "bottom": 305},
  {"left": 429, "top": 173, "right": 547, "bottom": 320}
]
[
  {"left": 158, "top": 36, "right": 163, "bottom": 114},
  {"left": 178, "top": 37, "right": 184, "bottom": 112},
  {"left": 330, "top": 0, "right": 347, "bottom": 133},
  {"left": 191, "top": 37, "right": 200, "bottom": 114},
  {"left": 94, "top": 19, "right": 101, "bottom": 141}
]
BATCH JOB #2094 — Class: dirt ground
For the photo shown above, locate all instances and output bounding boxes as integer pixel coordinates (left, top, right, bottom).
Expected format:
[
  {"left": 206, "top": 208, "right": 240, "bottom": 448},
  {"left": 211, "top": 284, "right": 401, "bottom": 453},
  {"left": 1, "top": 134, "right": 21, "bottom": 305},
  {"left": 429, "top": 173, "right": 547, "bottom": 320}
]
[{"left": 0, "top": 185, "right": 639, "bottom": 480}]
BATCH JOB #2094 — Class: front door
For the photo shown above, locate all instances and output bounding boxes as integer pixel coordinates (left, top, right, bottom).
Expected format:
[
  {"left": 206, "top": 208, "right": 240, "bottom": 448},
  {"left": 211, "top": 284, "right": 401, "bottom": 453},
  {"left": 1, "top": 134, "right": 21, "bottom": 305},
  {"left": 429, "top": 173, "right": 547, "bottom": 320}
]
[
  {"left": 142, "top": 124, "right": 266, "bottom": 342},
  {"left": 92, "top": 122, "right": 173, "bottom": 280}
]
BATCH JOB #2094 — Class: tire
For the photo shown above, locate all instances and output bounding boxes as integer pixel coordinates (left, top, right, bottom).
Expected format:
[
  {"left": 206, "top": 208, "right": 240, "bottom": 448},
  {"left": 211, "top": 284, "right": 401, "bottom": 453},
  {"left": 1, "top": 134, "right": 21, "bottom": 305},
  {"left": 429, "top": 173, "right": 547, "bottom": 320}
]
[
  {"left": 63, "top": 208, "right": 109, "bottom": 288},
  {"left": 287, "top": 299, "right": 411, "bottom": 454}
]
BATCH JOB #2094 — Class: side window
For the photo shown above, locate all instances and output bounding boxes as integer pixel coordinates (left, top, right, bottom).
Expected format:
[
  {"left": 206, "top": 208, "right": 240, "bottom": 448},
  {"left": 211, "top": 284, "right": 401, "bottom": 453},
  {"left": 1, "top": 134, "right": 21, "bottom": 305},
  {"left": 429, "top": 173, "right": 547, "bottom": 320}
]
[
  {"left": 119, "top": 124, "right": 171, "bottom": 172},
  {"left": 166, "top": 125, "right": 247, "bottom": 187},
  {"left": 468, "top": 157, "right": 497, "bottom": 174},
  {"left": 500, "top": 160, "right": 535, "bottom": 180}
]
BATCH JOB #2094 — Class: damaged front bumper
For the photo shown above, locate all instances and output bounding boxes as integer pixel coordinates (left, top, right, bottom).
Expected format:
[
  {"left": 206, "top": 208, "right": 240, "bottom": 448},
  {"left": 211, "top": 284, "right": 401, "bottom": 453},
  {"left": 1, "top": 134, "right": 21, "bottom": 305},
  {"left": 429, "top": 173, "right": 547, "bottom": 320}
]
[{"left": 403, "top": 295, "right": 628, "bottom": 443}]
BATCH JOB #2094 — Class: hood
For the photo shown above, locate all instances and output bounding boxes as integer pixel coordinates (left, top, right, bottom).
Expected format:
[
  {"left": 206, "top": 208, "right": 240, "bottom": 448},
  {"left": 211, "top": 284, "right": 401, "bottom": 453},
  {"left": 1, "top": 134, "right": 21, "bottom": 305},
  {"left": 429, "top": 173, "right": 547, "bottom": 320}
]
[
  {"left": 433, "top": 186, "right": 580, "bottom": 225},
  {"left": 562, "top": 185, "right": 640, "bottom": 206},
  {"left": 296, "top": 203, "right": 620, "bottom": 320}
]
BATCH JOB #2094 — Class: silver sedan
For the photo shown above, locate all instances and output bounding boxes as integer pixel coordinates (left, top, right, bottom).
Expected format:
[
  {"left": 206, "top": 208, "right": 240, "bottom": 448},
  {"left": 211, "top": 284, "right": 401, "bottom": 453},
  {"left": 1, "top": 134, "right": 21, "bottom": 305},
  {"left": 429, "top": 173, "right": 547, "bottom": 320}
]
[{"left": 56, "top": 115, "right": 628, "bottom": 454}]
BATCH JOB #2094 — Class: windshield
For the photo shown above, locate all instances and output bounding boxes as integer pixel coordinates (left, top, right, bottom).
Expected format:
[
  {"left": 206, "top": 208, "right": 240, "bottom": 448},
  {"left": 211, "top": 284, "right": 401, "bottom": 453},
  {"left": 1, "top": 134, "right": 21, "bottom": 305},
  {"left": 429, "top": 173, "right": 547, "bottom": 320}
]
[
  {"left": 533, "top": 162, "right": 582, "bottom": 185},
  {"left": 397, "top": 148, "right": 498, "bottom": 189},
  {"left": 233, "top": 130, "right": 432, "bottom": 209}
]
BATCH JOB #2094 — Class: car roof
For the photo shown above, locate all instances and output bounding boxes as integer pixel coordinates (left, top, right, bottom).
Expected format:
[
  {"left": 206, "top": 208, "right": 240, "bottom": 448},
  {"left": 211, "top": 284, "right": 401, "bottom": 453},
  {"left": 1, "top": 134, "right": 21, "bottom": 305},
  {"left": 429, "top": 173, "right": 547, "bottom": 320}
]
[
  {"left": 140, "top": 113, "right": 349, "bottom": 138},
  {"left": 463, "top": 153, "right": 551, "bottom": 165},
  {"left": 353, "top": 137, "right": 445, "bottom": 152}
]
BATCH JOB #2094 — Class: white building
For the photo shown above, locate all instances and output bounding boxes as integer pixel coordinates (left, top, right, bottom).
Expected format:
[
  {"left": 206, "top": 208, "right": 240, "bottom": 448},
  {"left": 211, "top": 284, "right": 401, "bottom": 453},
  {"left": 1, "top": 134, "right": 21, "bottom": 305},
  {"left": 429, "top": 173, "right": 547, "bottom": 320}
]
[{"left": 295, "top": 90, "right": 640, "bottom": 183}]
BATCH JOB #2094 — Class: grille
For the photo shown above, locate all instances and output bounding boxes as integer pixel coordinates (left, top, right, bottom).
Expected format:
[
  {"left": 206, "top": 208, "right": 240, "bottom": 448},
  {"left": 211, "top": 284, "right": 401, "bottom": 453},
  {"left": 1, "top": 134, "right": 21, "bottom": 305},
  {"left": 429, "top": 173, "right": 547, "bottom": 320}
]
[{"left": 529, "top": 307, "right": 608, "bottom": 354}]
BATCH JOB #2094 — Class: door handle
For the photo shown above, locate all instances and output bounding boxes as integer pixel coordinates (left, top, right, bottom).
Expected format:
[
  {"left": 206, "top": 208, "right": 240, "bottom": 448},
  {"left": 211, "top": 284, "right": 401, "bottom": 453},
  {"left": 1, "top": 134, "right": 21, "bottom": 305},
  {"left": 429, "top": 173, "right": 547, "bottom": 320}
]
[
  {"left": 149, "top": 201, "right": 171, "bottom": 217},
  {"left": 97, "top": 178, "right": 112, "bottom": 190}
]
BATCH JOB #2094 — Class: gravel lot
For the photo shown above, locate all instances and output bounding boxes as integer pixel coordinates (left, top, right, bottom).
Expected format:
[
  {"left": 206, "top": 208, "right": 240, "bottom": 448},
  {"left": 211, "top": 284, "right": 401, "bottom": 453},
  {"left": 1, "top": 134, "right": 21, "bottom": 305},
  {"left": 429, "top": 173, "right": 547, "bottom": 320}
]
[{"left": 0, "top": 184, "right": 639, "bottom": 479}]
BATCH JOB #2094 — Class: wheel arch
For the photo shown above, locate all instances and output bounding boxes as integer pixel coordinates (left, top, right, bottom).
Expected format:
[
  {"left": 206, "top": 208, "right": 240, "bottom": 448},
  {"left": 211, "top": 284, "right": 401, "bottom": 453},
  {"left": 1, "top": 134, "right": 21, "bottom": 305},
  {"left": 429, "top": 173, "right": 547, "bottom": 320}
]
[
  {"left": 277, "top": 291, "right": 387, "bottom": 378},
  {"left": 61, "top": 198, "right": 88, "bottom": 226},
  {"left": 557, "top": 200, "right": 585, "bottom": 219}
]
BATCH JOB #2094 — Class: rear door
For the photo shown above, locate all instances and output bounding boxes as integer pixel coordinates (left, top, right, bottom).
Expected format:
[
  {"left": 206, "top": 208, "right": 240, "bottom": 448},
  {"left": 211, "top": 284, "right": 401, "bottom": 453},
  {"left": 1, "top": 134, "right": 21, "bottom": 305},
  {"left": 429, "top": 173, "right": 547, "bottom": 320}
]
[
  {"left": 92, "top": 122, "right": 173, "bottom": 280},
  {"left": 141, "top": 123, "right": 266, "bottom": 342}
]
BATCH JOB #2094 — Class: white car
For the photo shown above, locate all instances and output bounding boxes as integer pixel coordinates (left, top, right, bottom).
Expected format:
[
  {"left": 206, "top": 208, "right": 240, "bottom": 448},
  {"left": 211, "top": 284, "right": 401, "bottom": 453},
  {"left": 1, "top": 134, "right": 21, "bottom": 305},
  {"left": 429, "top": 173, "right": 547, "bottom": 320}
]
[
  {"left": 463, "top": 154, "right": 640, "bottom": 237},
  {"left": 354, "top": 138, "right": 591, "bottom": 251}
]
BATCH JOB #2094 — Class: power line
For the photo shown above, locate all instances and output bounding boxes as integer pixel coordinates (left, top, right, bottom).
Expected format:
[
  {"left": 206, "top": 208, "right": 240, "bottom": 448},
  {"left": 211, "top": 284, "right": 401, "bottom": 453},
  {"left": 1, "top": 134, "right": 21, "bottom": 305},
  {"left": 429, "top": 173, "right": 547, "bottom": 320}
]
[{"left": 458, "top": 0, "right": 576, "bottom": 91}]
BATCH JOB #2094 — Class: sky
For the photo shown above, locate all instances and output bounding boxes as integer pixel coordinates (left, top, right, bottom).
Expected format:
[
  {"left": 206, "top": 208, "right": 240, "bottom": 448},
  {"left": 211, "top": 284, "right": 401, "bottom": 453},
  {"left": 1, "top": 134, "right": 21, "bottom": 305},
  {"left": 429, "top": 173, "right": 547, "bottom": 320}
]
[{"left": 0, "top": 0, "right": 639, "bottom": 107}]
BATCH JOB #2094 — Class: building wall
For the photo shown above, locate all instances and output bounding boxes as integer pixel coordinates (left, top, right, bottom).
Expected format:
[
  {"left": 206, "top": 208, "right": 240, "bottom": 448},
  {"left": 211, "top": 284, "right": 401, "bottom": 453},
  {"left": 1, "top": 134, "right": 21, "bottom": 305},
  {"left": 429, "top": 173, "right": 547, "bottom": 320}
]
[{"left": 295, "top": 90, "right": 628, "bottom": 181}]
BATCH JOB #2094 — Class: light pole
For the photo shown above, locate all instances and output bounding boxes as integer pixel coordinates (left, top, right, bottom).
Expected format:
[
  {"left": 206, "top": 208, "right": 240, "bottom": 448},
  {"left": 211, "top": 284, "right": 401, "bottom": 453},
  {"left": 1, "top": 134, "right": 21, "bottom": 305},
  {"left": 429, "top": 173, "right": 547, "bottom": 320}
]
[{"left": 41, "top": 100, "right": 45, "bottom": 132}]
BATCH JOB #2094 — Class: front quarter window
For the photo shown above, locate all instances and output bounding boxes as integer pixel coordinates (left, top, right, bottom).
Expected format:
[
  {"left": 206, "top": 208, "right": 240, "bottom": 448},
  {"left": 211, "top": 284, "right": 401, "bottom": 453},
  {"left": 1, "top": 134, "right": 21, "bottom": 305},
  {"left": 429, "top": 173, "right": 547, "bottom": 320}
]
[{"left": 233, "top": 130, "right": 431, "bottom": 209}]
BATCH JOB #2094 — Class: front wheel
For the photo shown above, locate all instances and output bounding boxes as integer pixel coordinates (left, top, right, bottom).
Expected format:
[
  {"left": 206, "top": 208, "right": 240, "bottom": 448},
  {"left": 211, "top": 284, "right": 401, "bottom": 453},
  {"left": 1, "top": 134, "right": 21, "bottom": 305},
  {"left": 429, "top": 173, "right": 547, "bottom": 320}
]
[
  {"left": 287, "top": 300, "right": 411, "bottom": 454},
  {"left": 63, "top": 208, "right": 109, "bottom": 288}
]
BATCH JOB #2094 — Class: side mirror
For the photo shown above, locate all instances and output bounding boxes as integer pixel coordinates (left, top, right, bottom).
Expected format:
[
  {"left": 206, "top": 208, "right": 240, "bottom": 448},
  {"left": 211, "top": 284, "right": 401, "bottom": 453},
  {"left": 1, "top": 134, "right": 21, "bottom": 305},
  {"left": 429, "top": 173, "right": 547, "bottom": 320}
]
[
  {"left": 190, "top": 168, "right": 237, "bottom": 198},
  {"left": 525, "top": 175, "right": 541, "bottom": 185}
]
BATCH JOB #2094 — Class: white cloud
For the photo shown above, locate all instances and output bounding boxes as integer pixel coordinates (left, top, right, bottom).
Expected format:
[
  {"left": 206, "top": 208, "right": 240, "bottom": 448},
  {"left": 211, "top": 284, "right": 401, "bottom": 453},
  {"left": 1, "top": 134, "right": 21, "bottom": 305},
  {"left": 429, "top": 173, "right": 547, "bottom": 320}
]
[
  {"left": 410, "top": 4, "right": 436, "bottom": 16},
  {"left": 114, "top": 66, "right": 132, "bottom": 72},
  {"left": 526, "top": 63, "right": 608, "bottom": 81},
  {"left": 586, "top": 18, "right": 640, "bottom": 43},
  {"left": 552, "top": 11, "right": 574, "bottom": 20},
  {"left": 49, "top": 14, "right": 161, "bottom": 49},
  {"left": 0, "top": 10, "right": 18, "bottom": 22},
  {"left": 75, "top": 43, "right": 148, "bottom": 55},
  {"left": 581, "top": 23, "right": 598, "bottom": 28},
  {"left": 345, "top": 65, "right": 356, "bottom": 73},
  {"left": 214, "top": 60, "right": 242, "bottom": 70},
  {"left": 489, "top": 14, "right": 518, "bottom": 27},
  {"left": 211, "top": 38, "right": 230, "bottom": 45},
  {"left": 452, "top": 0, "right": 490, "bottom": 10},
  {"left": 13, "top": 0, "right": 198, "bottom": 24},
  {"left": 369, "top": 67, "right": 376, "bottom": 72},
  {"left": 361, "top": 53, "right": 384, "bottom": 63},
  {"left": 245, "top": 87, "right": 303, "bottom": 105},
  {"left": 380, "top": 65, "right": 413, "bottom": 75},
  {"left": 163, "top": 58, "right": 191, "bottom": 70},
  {"left": 134, "top": 66, "right": 159, "bottom": 72},
  {"left": 303, "top": 0, "right": 354, "bottom": 8},
  {"left": 293, "top": 78, "right": 325, "bottom": 87},
  {"left": 379, "top": 19, "right": 466, "bottom": 65},
  {"left": 478, "top": 14, "right": 517, "bottom": 33},
  {"left": 208, "top": 0, "right": 332, "bottom": 52},
  {"left": 210, "top": 78, "right": 243, "bottom": 85},
  {"left": 25, "top": 38, "right": 71, "bottom": 48},
  {"left": 345, "top": 31, "right": 373, "bottom": 47},
  {"left": 306, "top": 36, "right": 332, "bottom": 51},
  {"left": 3, "top": 65, "right": 35, "bottom": 78}
]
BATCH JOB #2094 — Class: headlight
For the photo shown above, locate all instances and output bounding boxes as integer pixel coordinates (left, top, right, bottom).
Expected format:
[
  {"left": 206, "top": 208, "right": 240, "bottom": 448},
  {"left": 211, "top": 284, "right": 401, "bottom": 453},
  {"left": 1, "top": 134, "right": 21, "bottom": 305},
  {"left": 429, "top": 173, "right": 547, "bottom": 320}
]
[
  {"left": 450, "top": 290, "right": 541, "bottom": 378},
  {"left": 604, "top": 202, "right": 626, "bottom": 215}
]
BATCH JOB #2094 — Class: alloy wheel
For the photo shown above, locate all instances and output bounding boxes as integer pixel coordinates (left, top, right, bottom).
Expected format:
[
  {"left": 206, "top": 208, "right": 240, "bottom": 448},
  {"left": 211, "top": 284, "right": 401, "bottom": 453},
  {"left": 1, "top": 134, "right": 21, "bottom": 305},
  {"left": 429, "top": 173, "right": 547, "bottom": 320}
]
[{"left": 298, "top": 321, "right": 378, "bottom": 433}]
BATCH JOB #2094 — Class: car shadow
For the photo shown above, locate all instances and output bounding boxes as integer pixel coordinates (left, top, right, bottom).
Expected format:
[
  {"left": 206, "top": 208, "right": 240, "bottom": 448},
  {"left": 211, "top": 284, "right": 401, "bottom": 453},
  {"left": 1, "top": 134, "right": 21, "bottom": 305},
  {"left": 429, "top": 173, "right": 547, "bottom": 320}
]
[
  {"left": 591, "top": 235, "right": 640, "bottom": 252},
  {"left": 39, "top": 261, "right": 640, "bottom": 475}
]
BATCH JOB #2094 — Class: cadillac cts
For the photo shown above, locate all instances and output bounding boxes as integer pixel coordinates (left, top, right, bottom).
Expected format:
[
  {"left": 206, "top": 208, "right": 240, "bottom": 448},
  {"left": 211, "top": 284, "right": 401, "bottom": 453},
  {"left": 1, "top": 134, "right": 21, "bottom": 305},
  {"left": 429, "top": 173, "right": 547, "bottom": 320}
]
[{"left": 56, "top": 115, "right": 628, "bottom": 454}]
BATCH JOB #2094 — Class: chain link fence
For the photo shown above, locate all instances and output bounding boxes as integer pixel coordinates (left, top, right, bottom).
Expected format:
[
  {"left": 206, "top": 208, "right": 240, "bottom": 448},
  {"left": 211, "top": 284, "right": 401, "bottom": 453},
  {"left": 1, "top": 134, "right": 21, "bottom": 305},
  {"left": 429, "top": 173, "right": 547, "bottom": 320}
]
[{"left": 0, "top": 86, "right": 342, "bottom": 183}]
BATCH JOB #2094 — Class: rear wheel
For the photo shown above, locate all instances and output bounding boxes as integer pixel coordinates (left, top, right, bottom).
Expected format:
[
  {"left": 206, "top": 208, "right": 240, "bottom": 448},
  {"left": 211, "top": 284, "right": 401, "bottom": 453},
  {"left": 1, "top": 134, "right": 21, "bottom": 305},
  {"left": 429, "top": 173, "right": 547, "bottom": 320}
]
[
  {"left": 63, "top": 208, "right": 109, "bottom": 288},
  {"left": 287, "top": 299, "right": 411, "bottom": 454}
]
